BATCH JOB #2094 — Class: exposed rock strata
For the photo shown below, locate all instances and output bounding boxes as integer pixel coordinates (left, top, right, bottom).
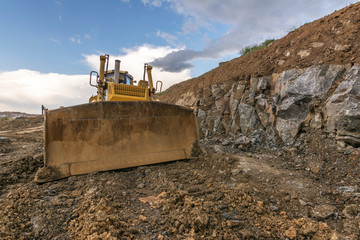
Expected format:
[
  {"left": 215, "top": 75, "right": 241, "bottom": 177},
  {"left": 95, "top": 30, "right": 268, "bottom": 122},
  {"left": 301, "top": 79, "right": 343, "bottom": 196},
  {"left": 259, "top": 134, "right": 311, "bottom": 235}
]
[{"left": 189, "top": 64, "right": 359, "bottom": 148}]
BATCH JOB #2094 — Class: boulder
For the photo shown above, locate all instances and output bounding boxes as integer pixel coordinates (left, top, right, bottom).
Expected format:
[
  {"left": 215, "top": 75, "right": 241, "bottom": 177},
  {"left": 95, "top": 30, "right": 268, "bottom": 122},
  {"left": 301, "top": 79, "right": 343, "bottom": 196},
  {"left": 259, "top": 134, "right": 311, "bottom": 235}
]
[
  {"left": 196, "top": 109, "right": 207, "bottom": 128},
  {"left": 312, "top": 204, "right": 337, "bottom": 219},
  {"left": 280, "top": 65, "right": 345, "bottom": 98},
  {"left": 325, "top": 65, "right": 360, "bottom": 147},
  {"left": 238, "top": 103, "right": 261, "bottom": 135},
  {"left": 275, "top": 65, "right": 346, "bottom": 143}
]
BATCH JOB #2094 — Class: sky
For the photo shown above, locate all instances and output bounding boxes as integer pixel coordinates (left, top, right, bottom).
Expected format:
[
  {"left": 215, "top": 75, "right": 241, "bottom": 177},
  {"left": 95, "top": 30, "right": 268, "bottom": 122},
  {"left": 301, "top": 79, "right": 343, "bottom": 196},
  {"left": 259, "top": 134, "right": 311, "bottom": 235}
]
[{"left": 0, "top": 0, "right": 357, "bottom": 114}]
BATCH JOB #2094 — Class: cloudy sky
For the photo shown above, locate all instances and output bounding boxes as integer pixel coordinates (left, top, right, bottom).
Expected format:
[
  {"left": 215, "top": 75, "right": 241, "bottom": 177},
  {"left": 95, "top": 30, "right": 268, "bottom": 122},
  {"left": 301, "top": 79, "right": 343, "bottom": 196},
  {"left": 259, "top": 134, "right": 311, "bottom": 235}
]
[{"left": 0, "top": 0, "right": 356, "bottom": 114}]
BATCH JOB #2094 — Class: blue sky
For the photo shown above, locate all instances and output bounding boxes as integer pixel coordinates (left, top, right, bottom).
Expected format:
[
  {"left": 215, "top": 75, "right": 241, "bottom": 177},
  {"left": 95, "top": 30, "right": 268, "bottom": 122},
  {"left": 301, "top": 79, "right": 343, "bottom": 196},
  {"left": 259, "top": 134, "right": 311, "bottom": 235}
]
[{"left": 0, "top": 0, "right": 356, "bottom": 113}]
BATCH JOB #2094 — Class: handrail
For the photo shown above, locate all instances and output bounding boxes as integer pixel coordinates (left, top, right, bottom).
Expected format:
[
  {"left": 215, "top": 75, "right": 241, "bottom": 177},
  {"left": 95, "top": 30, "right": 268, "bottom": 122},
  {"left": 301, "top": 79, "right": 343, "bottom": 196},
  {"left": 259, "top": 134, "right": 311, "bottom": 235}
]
[
  {"left": 89, "top": 71, "right": 99, "bottom": 87},
  {"left": 156, "top": 80, "right": 163, "bottom": 92}
]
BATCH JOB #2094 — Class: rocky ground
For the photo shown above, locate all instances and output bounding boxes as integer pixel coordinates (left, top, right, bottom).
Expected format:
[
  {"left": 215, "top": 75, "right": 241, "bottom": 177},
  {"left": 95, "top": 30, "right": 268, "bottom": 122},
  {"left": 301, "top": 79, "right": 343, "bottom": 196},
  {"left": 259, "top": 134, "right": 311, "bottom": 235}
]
[
  {"left": 1, "top": 3, "right": 360, "bottom": 240},
  {"left": 1, "top": 116, "right": 359, "bottom": 240}
]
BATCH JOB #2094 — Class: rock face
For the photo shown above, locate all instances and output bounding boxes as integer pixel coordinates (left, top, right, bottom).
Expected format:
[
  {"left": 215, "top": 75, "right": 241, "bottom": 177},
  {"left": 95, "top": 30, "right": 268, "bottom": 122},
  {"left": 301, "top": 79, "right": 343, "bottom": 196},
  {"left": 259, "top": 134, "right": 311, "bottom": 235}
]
[
  {"left": 191, "top": 64, "right": 360, "bottom": 148},
  {"left": 325, "top": 66, "right": 360, "bottom": 147}
]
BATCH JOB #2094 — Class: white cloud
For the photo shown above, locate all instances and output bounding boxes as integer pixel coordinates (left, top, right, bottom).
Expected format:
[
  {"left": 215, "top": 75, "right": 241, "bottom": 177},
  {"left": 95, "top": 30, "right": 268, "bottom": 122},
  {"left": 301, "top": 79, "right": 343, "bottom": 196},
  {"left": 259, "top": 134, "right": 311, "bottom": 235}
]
[
  {"left": 143, "top": 0, "right": 358, "bottom": 72},
  {"left": 156, "top": 30, "right": 178, "bottom": 46},
  {"left": 53, "top": 0, "right": 62, "bottom": 6},
  {"left": 83, "top": 44, "right": 191, "bottom": 91},
  {"left": 70, "top": 35, "right": 81, "bottom": 44},
  {"left": 0, "top": 70, "right": 93, "bottom": 114},
  {"left": 142, "top": 0, "right": 166, "bottom": 7},
  {"left": 182, "top": 20, "right": 199, "bottom": 35},
  {"left": 58, "top": 15, "right": 62, "bottom": 21},
  {"left": 0, "top": 45, "right": 191, "bottom": 113},
  {"left": 84, "top": 33, "right": 91, "bottom": 39},
  {"left": 50, "top": 38, "right": 61, "bottom": 44}
]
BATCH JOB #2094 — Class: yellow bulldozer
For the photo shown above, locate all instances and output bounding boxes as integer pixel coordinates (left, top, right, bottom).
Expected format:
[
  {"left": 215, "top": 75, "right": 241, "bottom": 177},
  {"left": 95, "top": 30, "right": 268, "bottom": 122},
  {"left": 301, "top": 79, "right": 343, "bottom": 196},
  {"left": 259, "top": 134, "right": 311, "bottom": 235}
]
[{"left": 35, "top": 55, "right": 199, "bottom": 183}]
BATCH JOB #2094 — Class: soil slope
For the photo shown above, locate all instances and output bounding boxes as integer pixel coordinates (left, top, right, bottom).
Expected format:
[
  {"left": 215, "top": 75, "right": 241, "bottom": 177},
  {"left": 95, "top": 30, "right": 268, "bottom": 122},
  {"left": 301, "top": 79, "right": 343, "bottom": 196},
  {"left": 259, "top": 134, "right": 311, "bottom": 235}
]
[{"left": 159, "top": 2, "right": 360, "bottom": 104}]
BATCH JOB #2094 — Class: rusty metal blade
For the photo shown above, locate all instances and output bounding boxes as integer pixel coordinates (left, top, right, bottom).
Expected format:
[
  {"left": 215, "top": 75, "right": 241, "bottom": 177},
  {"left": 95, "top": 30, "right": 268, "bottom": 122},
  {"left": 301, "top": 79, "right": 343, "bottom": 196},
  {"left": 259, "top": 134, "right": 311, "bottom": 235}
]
[{"left": 35, "top": 101, "right": 199, "bottom": 183}]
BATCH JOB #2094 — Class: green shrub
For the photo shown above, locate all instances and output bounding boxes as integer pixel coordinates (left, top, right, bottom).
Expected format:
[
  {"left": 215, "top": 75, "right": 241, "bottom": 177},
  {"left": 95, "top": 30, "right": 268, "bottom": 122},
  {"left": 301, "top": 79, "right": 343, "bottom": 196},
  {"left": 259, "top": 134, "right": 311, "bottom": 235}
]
[{"left": 239, "top": 39, "right": 275, "bottom": 56}]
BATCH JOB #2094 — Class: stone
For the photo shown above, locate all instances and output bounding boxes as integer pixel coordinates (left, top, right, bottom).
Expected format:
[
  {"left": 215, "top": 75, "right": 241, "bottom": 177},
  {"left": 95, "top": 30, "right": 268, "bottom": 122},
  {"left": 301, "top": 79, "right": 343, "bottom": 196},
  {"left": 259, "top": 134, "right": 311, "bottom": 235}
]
[
  {"left": 230, "top": 99, "right": 239, "bottom": 118},
  {"left": 71, "top": 190, "right": 82, "bottom": 197},
  {"left": 310, "top": 109, "right": 323, "bottom": 129},
  {"left": 238, "top": 103, "right": 261, "bottom": 135},
  {"left": 234, "top": 135, "right": 251, "bottom": 146},
  {"left": 96, "top": 210, "right": 107, "bottom": 221},
  {"left": 196, "top": 109, "right": 207, "bottom": 128},
  {"left": 325, "top": 65, "right": 360, "bottom": 147},
  {"left": 276, "top": 118, "right": 302, "bottom": 144},
  {"left": 342, "top": 204, "right": 360, "bottom": 219},
  {"left": 212, "top": 115, "right": 225, "bottom": 134},
  {"left": 211, "top": 84, "right": 223, "bottom": 99},
  {"left": 202, "top": 87, "right": 212, "bottom": 98},
  {"left": 334, "top": 44, "right": 351, "bottom": 51},
  {"left": 231, "top": 169, "right": 241, "bottom": 176},
  {"left": 257, "top": 76, "right": 269, "bottom": 91},
  {"left": 309, "top": 162, "right": 322, "bottom": 174},
  {"left": 280, "top": 65, "right": 345, "bottom": 99},
  {"left": 312, "top": 204, "right": 336, "bottom": 219},
  {"left": 221, "top": 114, "right": 232, "bottom": 133},
  {"left": 199, "top": 97, "right": 215, "bottom": 110},
  {"left": 301, "top": 221, "right": 318, "bottom": 235},
  {"left": 139, "top": 215, "right": 147, "bottom": 222},
  {"left": 298, "top": 50, "right": 311, "bottom": 58},
  {"left": 271, "top": 69, "right": 303, "bottom": 96},
  {"left": 229, "top": 118, "right": 241, "bottom": 135},
  {"left": 274, "top": 65, "right": 346, "bottom": 143},
  {"left": 248, "top": 129, "right": 265, "bottom": 145},
  {"left": 311, "top": 42, "right": 325, "bottom": 48},
  {"left": 277, "top": 59, "right": 285, "bottom": 66},
  {"left": 330, "top": 231, "right": 343, "bottom": 240},
  {"left": 213, "top": 145, "right": 224, "bottom": 153},
  {"left": 250, "top": 77, "right": 260, "bottom": 92},
  {"left": 232, "top": 85, "right": 246, "bottom": 100},
  {"left": 269, "top": 205, "right": 278, "bottom": 211},
  {"left": 284, "top": 226, "right": 297, "bottom": 239},
  {"left": 221, "top": 139, "right": 232, "bottom": 146},
  {"left": 215, "top": 97, "right": 229, "bottom": 114},
  {"left": 337, "top": 186, "right": 356, "bottom": 192},
  {"left": 299, "top": 199, "right": 307, "bottom": 206},
  {"left": 337, "top": 141, "right": 346, "bottom": 148},
  {"left": 256, "top": 97, "right": 275, "bottom": 128}
]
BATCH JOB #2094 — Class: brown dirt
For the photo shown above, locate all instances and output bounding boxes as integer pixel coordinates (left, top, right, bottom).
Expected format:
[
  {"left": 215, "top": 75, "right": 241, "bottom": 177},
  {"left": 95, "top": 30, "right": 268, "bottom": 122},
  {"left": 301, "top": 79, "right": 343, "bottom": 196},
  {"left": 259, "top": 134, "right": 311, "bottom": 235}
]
[
  {"left": 1, "top": 3, "right": 360, "bottom": 240},
  {"left": 0, "top": 115, "right": 359, "bottom": 239},
  {"left": 159, "top": 2, "right": 360, "bottom": 104}
]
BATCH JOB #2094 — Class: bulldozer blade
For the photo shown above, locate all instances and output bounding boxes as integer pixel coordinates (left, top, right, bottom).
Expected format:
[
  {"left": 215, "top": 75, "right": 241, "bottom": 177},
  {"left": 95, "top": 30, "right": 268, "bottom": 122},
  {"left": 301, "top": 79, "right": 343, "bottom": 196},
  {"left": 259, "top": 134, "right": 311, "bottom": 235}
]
[{"left": 35, "top": 101, "right": 199, "bottom": 183}]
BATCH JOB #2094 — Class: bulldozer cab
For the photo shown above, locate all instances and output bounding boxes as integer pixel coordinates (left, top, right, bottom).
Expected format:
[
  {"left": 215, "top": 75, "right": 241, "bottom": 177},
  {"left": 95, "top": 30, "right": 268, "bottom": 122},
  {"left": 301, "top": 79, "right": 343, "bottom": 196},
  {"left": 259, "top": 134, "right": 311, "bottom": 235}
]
[
  {"left": 104, "top": 70, "right": 133, "bottom": 85},
  {"left": 89, "top": 56, "right": 157, "bottom": 102}
]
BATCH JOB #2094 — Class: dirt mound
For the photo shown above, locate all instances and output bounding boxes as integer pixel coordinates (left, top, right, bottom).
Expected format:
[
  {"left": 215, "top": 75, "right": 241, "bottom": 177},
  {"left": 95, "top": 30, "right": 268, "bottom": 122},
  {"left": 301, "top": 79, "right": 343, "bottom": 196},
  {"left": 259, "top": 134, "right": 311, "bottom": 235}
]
[
  {"left": 0, "top": 138, "right": 13, "bottom": 154},
  {"left": 0, "top": 116, "right": 43, "bottom": 132},
  {"left": 159, "top": 2, "right": 360, "bottom": 104},
  {"left": 0, "top": 155, "right": 43, "bottom": 190}
]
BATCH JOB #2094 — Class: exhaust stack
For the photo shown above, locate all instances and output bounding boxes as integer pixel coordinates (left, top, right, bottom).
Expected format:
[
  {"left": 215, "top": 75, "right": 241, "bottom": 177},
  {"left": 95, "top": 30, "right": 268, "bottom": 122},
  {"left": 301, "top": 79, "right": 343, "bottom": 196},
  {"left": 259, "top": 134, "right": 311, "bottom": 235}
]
[{"left": 114, "top": 60, "right": 120, "bottom": 83}]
